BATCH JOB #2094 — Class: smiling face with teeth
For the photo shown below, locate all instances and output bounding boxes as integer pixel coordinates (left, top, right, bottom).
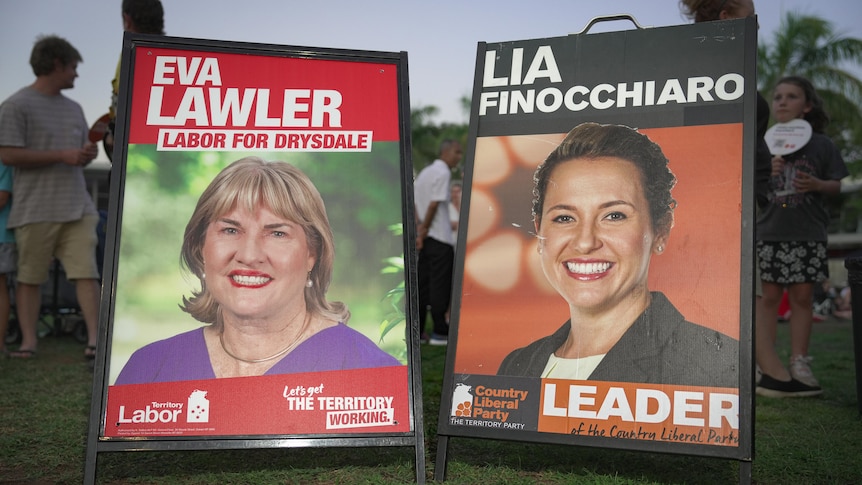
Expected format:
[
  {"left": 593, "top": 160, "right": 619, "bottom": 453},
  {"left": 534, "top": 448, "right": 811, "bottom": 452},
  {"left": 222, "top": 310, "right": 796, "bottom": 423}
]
[
  {"left": 536, "top": 156, "right": 668, "bottom": 318},
  {"left": 201, "top": 205, "right": 316, "bottom": 323},
  {"left": 180, "top": 157, "right": 351, "bottom": 328}
]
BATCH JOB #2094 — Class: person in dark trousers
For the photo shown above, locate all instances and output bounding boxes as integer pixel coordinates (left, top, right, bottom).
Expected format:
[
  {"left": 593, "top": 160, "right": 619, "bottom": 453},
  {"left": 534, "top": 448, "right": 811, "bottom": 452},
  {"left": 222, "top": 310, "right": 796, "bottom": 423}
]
[{"left": 414, "top": 139, "right": 463, "bottom": 345}]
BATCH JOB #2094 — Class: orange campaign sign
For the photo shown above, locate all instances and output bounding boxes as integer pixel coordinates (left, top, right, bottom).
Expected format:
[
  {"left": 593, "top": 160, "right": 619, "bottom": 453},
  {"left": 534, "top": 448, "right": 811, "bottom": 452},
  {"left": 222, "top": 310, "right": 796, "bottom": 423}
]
[
  {"left": 447, "top": 377, "right": 739, "bottom": 446},
  {"left": 437, "top": 17, "right": 757, "bottom": 468}
]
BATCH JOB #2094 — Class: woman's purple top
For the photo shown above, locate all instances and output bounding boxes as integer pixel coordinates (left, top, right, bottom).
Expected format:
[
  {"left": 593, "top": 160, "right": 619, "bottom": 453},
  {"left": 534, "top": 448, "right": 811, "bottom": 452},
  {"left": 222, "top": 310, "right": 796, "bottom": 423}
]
[{"left": 115, "top": 323, "right": 401, "bottom": 385}]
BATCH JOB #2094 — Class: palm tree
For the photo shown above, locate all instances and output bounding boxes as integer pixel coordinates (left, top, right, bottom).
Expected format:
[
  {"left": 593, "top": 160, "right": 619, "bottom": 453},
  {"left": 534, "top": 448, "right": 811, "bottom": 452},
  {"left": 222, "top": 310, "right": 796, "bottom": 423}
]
[{"left": 758, "top": 12, "right": 862, "bottom": 163}]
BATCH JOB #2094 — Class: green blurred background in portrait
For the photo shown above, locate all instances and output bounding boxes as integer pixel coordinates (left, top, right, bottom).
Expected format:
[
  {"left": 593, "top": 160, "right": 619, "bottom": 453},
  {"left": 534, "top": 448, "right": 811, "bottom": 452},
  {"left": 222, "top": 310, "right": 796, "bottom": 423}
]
[{"left": 109, "top": 142, "right": 407, "bottom": 383}]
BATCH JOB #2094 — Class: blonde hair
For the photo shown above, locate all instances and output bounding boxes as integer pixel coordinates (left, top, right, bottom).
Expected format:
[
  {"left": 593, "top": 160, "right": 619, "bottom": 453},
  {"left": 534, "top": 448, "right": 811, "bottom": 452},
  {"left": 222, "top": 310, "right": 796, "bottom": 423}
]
[{"left": 179, "top": 157, "right": 349, "bottom": 324}]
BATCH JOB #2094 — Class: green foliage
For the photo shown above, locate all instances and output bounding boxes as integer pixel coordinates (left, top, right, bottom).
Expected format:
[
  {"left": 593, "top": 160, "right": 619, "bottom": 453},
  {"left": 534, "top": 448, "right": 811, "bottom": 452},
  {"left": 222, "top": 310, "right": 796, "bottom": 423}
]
[
  {"left": 410, "top": 104, "right": 469, "bottom": 178},
  {"left": 410, "top": 105, "right": 441, "bottom": 174},
  {"left": 118, "top": 146, "right": 404, "bottom": 289},
  {"left": 379, "top": 224, "right": 407, "bottom": 362},
  {"left": 110, "top": 145, "right": 409, "bottom": 370}
]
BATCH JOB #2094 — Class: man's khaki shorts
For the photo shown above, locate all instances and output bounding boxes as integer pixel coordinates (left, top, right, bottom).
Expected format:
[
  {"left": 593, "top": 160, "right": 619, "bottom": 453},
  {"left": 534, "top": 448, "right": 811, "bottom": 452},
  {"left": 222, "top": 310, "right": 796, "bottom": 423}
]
[{"left": 15, "top": 214, "right": 100, "bottom": 285}]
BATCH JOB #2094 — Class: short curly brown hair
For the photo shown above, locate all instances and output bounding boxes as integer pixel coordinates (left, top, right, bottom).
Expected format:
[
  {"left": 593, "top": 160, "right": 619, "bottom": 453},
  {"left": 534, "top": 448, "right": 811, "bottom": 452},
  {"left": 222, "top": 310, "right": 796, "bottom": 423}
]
[
  {"left": 532, "top": 123, "right": 677, "bottom": 237},
  {"left": 29, "top": 35, "right": 82, "bottom": 77}
]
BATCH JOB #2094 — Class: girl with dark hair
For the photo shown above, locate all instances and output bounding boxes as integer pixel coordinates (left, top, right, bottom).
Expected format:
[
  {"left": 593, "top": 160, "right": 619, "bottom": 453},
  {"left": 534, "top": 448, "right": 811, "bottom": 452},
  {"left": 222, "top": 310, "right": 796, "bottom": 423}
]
[{"left": 755, "top": 76, "right": 848, "bottom": 397}]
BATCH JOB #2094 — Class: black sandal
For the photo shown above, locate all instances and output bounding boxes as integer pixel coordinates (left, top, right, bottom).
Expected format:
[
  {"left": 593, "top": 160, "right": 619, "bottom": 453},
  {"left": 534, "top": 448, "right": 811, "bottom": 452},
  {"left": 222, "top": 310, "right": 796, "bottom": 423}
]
[{"left": 84, "top": 345, "right": 97, "bottom": 360}]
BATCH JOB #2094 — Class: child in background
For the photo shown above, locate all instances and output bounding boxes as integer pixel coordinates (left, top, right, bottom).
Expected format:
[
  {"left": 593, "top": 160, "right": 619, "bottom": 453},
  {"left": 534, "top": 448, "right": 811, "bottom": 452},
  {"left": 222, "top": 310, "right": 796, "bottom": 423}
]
[
  {"left": 755, "top": 76, "right": 849, "bottom": 397},
  {"left": 0, "top": 163, "right": 15, "bottom": 356}
]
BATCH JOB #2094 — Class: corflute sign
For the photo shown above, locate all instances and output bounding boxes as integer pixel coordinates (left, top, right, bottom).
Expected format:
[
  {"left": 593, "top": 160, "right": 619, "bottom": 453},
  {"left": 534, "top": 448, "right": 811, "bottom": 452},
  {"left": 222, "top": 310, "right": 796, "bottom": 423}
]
[{"left": 438, "top": 17, "right": 756, "bottom": 465}]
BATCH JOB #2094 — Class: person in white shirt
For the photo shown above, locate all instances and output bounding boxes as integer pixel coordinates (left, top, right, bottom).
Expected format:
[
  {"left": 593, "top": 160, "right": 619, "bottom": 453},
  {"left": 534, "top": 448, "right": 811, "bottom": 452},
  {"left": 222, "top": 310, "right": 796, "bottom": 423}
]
[
  {"left": 449, "top": 181, "right": 462, "bottom": 244},
  {"left": 414, "top": 140, "right": 462, "bottom": 345}
]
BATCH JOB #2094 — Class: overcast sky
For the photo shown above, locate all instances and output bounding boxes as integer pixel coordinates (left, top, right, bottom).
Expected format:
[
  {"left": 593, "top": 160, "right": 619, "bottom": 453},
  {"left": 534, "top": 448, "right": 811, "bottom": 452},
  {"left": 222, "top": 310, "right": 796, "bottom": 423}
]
[{"left": 2, "top": 0, "right": 860, "bottom": 162}]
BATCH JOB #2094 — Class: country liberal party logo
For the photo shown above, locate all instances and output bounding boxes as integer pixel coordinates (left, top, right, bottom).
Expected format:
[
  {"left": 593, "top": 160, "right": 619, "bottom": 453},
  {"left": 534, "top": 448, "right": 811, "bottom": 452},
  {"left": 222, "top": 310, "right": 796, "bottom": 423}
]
[
  {"left": 450, "top": 381, "right": 530, "bottom": 428},
  {"left": 451, "top": 383, "right": 474, "bottom": 417}
]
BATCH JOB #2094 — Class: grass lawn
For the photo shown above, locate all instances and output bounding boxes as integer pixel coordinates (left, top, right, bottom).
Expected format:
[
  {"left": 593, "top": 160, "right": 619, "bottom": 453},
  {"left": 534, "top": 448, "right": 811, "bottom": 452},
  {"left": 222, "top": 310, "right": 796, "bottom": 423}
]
[{"left": 1, "top": 316, "right": 860, "bottom": 484}]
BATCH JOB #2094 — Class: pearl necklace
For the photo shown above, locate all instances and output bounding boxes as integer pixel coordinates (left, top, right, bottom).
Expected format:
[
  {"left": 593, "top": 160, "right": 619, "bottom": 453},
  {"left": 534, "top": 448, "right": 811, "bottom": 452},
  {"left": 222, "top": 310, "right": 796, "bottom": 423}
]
[{"left": 219, "top": 313, "right": 311, "bottom": 364}]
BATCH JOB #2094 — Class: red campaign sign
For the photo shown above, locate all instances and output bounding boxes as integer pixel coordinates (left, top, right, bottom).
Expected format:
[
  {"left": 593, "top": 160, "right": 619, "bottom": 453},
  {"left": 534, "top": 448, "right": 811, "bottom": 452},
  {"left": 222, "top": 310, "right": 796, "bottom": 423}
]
[
  {"left": 104, "top": 366, "right": 410, "bottom": 437},
  {"left": 127, "top": 46, "right": 400, "bottom": 148}
]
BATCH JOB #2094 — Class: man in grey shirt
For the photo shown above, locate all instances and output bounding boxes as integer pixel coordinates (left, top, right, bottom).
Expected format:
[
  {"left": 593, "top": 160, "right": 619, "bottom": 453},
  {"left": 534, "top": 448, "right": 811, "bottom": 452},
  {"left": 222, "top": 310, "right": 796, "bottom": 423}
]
[{"left": 0, "top": 35, "right": 101, "bottom": 359}]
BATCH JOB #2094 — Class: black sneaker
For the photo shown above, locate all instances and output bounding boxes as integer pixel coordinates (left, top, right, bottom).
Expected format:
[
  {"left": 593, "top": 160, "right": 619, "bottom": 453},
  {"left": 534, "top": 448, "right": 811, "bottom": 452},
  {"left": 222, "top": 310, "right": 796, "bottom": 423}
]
[{"left": 756, "top": 374, "right": 822, "bottom": 398}]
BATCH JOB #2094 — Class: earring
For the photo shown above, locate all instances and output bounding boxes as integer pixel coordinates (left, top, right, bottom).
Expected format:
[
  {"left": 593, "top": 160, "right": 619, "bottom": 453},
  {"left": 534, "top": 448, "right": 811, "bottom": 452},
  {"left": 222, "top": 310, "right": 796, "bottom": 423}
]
[
  {"left": 306, "top": 271, "right": 313, "bottom": 288},
  {"left": 657, "top": 245, "right": 664, "bottom": 254}
]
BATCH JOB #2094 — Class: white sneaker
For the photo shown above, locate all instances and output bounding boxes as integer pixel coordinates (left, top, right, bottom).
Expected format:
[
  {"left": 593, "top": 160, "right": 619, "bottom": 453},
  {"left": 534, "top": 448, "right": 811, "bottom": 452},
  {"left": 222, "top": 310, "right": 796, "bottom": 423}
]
[
  {"left": 429, "top": 333, "right": 448, "bottom": 346},
  {"left": 789, "top": 355, "right": 819, "bottom": 387}
]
